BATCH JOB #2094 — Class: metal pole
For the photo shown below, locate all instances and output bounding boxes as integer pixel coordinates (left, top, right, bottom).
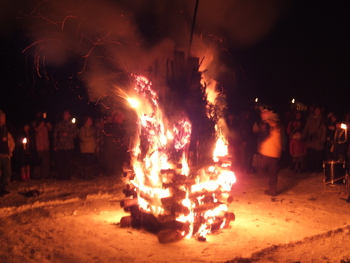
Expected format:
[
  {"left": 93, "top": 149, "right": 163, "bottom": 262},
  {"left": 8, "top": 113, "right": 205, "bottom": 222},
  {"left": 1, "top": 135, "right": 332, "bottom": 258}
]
[{"left": 189, "top": 0, "right": 199, "bottom": 55}]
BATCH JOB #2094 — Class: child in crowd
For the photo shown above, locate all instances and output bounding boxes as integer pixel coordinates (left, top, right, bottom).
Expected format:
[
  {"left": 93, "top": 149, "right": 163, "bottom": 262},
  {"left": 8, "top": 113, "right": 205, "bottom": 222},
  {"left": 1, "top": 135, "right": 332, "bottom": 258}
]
[{"left": 289, "top": 129, "right": 306, "bottom": 173}]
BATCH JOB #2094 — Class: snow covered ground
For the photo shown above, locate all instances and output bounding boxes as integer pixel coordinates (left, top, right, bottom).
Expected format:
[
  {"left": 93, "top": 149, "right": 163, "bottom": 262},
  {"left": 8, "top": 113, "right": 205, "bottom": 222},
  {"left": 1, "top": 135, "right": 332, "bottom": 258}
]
[{"left": 1, "top": 167, "right": 350, "bottom": 263}]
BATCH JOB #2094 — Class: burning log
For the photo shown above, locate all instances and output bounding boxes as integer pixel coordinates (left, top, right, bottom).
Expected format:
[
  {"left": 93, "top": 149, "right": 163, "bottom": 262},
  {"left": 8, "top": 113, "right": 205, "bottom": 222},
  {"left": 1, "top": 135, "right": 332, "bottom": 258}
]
[
  {"left": 171, "top": 202, "right": 190, "bottom": 215},
  {"left": 162, "top": 179, "right": 196, "bottom": 188},
  {"left": 122, "top": 188, "right": 137, "bottom": 198},
  {"left": 189, "top": 189, "right": 218, "bottom": 199},
  {"left": 131, "top": 210, "right": 161, "bottom": 233},
  {"left": 160, "top": 219, "right": 190, "bottom": 234},
  {"left": 169, "top": 187, "right": 187, "bottom": 199},
  {"left": 120, "top": 216, "right": 133, "bottom": 228},
  {"left": 120, "top": 198, "right": 138, "bottom": 208},
  {"left": 157, "top": 229, "right": 184, "bottom": 244},
  {"left": 125, "top": 183, "right": 136, "bottom": 191},
  {"left": 193, "top": 202, "right": 223, "bottom": 214},
  {"left": 158, "top": 213, "right": 176, "bottom": 223},
  {"left": 123, "top": 204, "right": 140, "bottom": 214},
  {"left": 172, "top": 173, "right": 189, "bottom": 182},
  {"left": 216, "top": 193, "right": 233, "bottom": 204},
  {"left": 161, "top": 196, "right": 180, "bottom": 206},
  {"left": 139, "top": 191, "right": 159, "bottom": 205},
  {"left": 123, "top": 170, "right": 135, "bottom": 180},
  {"left": 209, "top": 211, "right": 235, "bottom": 228},
  {"left": 201, "top": 194, "right": 214, "bottom": 204},
  {"left": 160, "top": 189, "right": 186, "bottom": 205},
  {"left": 160, "top": 169, "right": 177, "bottom": 176},
  {"left": 223, "top": 211, "right": 235, "bottom": 228},
  {"left": 189, "top": 190, "right": 233, "bottom": 204},
  {"left": 210, "top": 218, "right": 224, "bottom": 232}
]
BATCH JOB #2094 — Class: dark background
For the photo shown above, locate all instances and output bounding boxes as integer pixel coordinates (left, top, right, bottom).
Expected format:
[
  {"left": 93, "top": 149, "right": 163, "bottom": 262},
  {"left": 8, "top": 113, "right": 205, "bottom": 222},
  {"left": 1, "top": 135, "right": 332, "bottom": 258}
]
[
  {"left": 226, "top": 0, "right": 350, "bottom": 114},
  {"left": 0, "top": 0, "right": 349, "bottom": 129}
]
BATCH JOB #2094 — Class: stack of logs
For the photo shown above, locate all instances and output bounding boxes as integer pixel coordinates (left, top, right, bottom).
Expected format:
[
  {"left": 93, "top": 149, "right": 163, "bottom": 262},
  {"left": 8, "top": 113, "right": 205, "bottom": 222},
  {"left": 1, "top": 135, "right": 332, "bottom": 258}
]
[{"left": 119, "top": 168, "right": 235, "bottom": 243}]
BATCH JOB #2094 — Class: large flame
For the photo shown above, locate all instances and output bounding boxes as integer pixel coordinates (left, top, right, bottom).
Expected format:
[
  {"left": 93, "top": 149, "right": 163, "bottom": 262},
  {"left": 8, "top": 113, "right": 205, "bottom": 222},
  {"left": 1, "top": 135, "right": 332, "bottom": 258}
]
[{"left": 123, "top": 74, "right": 235, "bottom": 240}]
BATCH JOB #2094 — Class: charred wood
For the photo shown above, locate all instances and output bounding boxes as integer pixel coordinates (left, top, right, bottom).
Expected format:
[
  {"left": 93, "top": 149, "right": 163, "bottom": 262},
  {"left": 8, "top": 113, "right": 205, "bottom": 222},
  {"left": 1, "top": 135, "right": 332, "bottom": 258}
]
[
  {"left": 157, "top": 229, "right": 184, "bottom": 243},
  {"left": 158, "top": 213, "right": 176, "bottom": 223},
  {"left": 170, "top": 187, "right": 187, "bottom": 199},
  {"left": 161, "top": 196, "right": 180, "bottom": 206},
  {"left": 122, "top": 189, "right": 137, "bottom": 198},
  {"left": 223, "top": 212, "right": 235, "bottom": 228},
  {"left": 132, "top": 210, "right": 161, "bottom": 234},
  {"left": 160, "top": 220, "right": 189, "bottom": 235},
  {"left": 120, "top": 198, "right": 138, "bottom": 208},
  {"left": 193, "top": 202, "right": 223, "bottom": 214},
  {"left": 210, "top": 218, "right": 224, "bottom": 232},
  {"left": 120, "top": 216, "right": 133, "bottom": 228},
  {"left": 139, "top": 192, "right": 159, "bottom": 205},
  {"left": 171, "top": 202, "right": 190, "bottom": 216},
  {"left": 189, "top": 189, "right": 219, "bottom": 199},
  {"left": 216, "top": 193, "right": 233, "bottom": 204},
  {"left": 125, "top": 183, "right": 137, "bottom": 191},
  {"left": 124, "top": 204, "right": 140, "bottom": 215},
  {"left": 162, "top": 180, "right": 195, "bottom": 188},
  {"left": 123, "top": 170, "right": 135, "bottom": 180}
]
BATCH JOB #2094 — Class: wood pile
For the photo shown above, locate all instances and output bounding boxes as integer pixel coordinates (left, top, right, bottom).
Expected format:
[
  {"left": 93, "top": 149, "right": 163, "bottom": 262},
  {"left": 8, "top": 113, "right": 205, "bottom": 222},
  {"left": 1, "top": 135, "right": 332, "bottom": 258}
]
[{"left": 119, "top": 166, "right": 235, "bottom": 243}]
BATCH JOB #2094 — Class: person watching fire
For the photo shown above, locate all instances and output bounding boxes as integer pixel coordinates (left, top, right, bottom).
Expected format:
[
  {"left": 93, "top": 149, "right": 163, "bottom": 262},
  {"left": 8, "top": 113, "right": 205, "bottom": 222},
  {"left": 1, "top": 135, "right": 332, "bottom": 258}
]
[
  {"left": 78, "top": 116, "right": 97, "bottom": 180},
  {"left": 0, "top": 110, "right": 15, "bottom": 196},
  {"left": 301, "top": 106, "right": 326, "bottom": 173},
  {"left": 32, "top": 111, "right": 52, "bottom": 179},
  {"left": 101, "top": 108, "right": 128, "bottom": 177},
  {"left": 257, "top": 109, "right": 283, "bottom": 196},
  {"left": 53, "top": 110, "right": 78, "bottom": 180}
]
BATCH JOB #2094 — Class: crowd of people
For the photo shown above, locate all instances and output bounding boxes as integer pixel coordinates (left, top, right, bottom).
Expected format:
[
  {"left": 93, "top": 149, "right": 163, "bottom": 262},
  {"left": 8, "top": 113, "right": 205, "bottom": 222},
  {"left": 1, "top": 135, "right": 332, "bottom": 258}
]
[
  {"left": 226, "top": 105, "right": 350, "bottom": 196},
  {"left": 1, "top": 104, "right": 350, "bottom": 198},
  {"left": 0, "top": 108, "right": 132, "bottom": 197}
]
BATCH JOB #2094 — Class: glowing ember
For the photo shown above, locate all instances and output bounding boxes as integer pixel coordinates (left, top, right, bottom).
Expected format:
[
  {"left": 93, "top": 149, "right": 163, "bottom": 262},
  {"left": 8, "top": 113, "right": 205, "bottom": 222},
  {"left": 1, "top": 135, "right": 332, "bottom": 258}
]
[{"left": 120, "top": 74, "right": 236, "bottom": 242}]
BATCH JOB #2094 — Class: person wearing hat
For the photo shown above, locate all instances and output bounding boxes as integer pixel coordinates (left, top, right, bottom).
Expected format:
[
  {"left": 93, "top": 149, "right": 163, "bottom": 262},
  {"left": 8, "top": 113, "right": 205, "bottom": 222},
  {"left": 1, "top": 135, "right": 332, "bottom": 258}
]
[
  {"left": 257, "top": 111, "right": 283, "bottom": 196},
  {"left": 0, "top": 110, "right": 15, "bottom": 196}
]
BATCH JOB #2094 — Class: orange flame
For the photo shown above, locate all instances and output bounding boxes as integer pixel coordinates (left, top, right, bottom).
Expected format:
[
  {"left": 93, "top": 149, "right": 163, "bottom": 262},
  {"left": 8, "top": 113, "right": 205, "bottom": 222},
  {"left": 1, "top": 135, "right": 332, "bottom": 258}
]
[{"left": 125, "top": 74, "right": 236, "bottom": 239}]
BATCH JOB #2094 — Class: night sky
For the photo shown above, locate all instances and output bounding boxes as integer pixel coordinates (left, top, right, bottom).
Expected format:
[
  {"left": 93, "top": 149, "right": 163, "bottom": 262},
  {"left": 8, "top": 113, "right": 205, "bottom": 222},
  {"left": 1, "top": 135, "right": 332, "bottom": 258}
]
[
  {"left": 227, "top": 0, "right": 350, "bottom": 113},
  {"left": 0, "top": 0, "right": 349, "bottom": 128}
]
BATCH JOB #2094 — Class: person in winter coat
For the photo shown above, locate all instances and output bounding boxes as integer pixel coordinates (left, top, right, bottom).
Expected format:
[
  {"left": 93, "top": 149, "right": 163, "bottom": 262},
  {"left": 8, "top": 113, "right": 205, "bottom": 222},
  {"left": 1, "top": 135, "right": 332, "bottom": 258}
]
[
  {"left": 33, "top": 112, "right": 52, "bottom": 179},
  {"left": 286, "top": 111, "right": 304, "bottom": 139},
  {"left": 258, "top": 110, "right": 283, "bottom": 196},
  {"left": 0, "top": 110, "right": 15, "bottom": 196},
  {"left": 289, "top": 129, "right": 306, "bottom": 173},
  {"left": 239, "top": 110, "right": 257, "bottom": 174},
  {"left": 16, "top": 124, "right": 38, "bottom": 181},
  {"left": 53, "top": 110, "right": 78, "bottom": 180},
  {"left": 79, "top": 116, "right": 97, "bottom": 179},
  {"left": 329, "top": 120, "right": 348, "bottom": 162},
  {"left": 302, "top": 106, "right": 326, "bottom": 173},
  {"left": 324, "top": 112, "right": 338, "bottom": 160}
]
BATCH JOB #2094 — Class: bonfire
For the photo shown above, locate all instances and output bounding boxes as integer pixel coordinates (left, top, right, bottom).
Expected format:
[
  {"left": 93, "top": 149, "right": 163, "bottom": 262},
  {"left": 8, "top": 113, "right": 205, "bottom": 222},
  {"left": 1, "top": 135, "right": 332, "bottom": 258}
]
[{"left": 119, "top": 74, "right": 236, "bottom": 243}]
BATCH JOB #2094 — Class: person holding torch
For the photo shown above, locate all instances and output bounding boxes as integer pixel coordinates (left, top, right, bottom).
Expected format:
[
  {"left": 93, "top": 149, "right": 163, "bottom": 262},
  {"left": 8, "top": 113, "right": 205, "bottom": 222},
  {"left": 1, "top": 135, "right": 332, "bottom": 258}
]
[{"left": 16, "top": 124, "right": 38, "bottom": 181}]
